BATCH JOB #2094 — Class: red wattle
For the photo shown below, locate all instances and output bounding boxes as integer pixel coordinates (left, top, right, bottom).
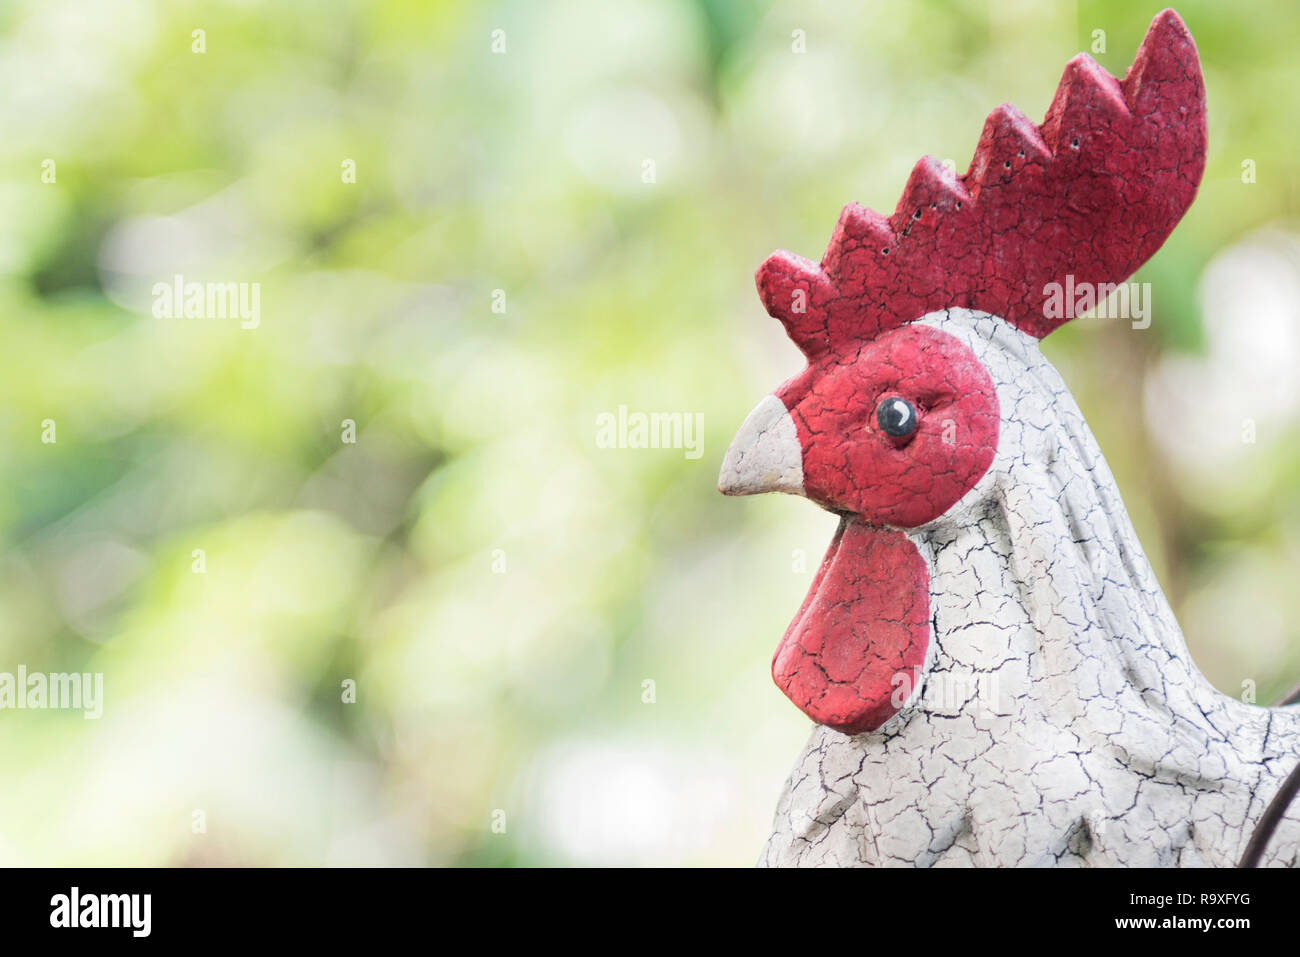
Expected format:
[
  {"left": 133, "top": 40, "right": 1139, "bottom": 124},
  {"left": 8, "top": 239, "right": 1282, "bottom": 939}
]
[{"left": 773, "top": 520, "right": 930, "bottom": 734}]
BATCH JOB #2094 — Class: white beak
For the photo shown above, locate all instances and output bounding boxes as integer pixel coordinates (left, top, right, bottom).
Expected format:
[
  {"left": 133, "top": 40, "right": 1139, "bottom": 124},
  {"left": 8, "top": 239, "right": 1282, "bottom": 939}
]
[{"left": 718, "top": 395, "right": 805, "bottom": 496}]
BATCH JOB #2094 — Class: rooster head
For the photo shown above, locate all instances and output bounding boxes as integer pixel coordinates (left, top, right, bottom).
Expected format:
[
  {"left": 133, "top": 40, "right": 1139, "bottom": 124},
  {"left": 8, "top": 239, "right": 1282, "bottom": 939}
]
[{"left": 719, "top": 9, "right": 1206, "bottom": 735}]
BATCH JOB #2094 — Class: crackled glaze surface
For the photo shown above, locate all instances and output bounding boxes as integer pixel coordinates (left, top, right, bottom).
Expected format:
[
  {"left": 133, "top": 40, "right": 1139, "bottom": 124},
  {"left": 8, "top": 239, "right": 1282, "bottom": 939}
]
[
  {"left": 721, "top": 11, "right": 1300, "bottom": 867},
  {"left": 760, "top": 311, "right": 1300, "bottom": 867}
]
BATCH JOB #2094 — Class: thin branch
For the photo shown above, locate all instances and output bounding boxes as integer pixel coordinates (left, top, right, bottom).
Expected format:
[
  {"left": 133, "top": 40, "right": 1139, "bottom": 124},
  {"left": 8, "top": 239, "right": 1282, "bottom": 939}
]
[
  {"left": 1239, "top": 758, "right": 1300, "bottom": 867},
  {"left": 1276, "top": 680, "right": 1300, "bottom": 707}
]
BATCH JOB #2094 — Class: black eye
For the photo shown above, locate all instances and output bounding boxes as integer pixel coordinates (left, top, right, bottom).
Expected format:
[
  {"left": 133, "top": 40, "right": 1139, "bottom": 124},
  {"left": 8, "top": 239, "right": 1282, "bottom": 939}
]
[{"left": 876, "top": 396, "right": 917, "bottom": 438}]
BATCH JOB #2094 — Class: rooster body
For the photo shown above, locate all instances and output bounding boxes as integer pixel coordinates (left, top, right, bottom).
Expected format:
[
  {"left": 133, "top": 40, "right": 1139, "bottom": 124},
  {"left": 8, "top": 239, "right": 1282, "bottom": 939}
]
[
  {"left": 761, "top": 310, "right": 1300, "bottom": 867},
  {"left": 720, "top": 11, "right": 1300, "bottom": 867}
]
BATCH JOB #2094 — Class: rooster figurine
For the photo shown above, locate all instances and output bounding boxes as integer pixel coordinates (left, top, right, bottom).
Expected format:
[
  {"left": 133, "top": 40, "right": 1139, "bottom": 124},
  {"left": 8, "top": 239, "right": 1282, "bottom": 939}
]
[{"left": 720, "top": 9, "right": 1300, "bottom": 867}]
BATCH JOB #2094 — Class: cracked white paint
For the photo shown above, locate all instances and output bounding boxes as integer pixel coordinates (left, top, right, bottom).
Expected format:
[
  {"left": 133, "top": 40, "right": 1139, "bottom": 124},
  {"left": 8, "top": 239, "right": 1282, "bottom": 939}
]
[
  {"left": 762, "top": 309, "right": 1300, "bottom": 867},
  {"left": 718, "top": 394, "right": 804, "bottom": 497}
]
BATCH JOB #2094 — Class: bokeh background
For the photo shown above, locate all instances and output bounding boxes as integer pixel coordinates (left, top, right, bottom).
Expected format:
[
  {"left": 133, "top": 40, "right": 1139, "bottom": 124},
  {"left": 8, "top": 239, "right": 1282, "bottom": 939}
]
[{"left": 1, "top": 0, "right": 1299, "bottom": 866}]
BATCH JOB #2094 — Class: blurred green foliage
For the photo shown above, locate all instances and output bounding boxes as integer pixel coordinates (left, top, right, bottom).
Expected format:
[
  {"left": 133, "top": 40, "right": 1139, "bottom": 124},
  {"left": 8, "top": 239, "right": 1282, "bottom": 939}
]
[{"left": 1, "top": 0, "right": 1299, "bottom": 865}]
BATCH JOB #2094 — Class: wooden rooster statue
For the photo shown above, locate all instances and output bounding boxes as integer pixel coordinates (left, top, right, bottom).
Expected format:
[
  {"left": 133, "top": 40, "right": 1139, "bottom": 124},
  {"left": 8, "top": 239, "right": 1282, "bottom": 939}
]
[{"left": 720, "top": 9, "right": 1300, "bottom": 867}]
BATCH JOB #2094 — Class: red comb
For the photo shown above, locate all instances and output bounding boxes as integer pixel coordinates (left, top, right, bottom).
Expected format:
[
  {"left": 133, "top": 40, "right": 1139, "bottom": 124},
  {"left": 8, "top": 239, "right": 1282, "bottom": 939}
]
[{"left": 757, "top": 8, "right": 1206, "bottom": 356}]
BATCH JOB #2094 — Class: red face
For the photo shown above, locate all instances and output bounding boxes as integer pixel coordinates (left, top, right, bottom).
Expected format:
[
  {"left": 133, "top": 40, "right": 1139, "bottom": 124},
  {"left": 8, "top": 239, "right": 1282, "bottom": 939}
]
[
  {"left": 719, "top": 321, "right": 1001, "bottom": 734},
  {"left": 776, "top": 323, "right": 999, "bottom": 528},
  {"left": 719, "top": 322, "right": 1000, "bottom": 734}
]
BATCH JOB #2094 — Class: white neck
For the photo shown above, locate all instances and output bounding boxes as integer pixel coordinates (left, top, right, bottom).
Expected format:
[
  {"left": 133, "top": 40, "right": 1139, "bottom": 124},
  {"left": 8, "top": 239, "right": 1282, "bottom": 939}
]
[{"left": 910, "top": 309, "right": 1293, "bottom": 752}]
